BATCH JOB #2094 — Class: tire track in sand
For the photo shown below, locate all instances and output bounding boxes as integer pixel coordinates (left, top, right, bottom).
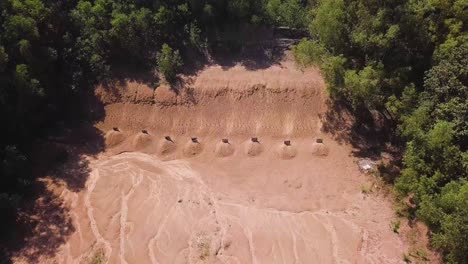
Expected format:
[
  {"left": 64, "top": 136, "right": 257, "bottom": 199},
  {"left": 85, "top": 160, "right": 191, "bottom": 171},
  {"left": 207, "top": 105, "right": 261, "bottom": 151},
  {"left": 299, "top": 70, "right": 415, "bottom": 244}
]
[
  {"left": 85, "top": 169, "right": 113, "bottom": 262},
  {"left": 119, "top": 170, "right": 143, "bottom": 264}
]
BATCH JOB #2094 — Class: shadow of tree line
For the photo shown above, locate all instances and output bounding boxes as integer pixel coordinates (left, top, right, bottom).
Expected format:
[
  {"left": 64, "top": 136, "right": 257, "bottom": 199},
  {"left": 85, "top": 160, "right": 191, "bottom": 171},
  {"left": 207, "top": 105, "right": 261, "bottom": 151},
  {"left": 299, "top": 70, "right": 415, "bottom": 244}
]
[
  {"left": 1, "top": 93, "right": 106, "bottom": 264},
  {"left": 320, "top": 100, "right": 403, "bottom": 183}
]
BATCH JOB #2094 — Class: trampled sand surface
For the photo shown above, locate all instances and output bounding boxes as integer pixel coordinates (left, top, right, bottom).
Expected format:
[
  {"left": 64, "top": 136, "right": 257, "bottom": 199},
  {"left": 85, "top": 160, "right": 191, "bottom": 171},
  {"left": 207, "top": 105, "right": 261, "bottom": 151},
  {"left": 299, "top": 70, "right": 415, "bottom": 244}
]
[{"left": 15, "top": 57, "right": 416, "bottom": 263}]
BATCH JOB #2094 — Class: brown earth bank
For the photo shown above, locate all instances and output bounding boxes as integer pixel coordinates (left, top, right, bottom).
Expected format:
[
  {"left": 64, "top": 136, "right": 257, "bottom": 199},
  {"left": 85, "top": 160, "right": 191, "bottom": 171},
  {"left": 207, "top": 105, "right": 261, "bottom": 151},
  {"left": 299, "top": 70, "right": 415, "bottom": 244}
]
[{"left": 13, "top": 55, "right": 437, "bottom": 263}]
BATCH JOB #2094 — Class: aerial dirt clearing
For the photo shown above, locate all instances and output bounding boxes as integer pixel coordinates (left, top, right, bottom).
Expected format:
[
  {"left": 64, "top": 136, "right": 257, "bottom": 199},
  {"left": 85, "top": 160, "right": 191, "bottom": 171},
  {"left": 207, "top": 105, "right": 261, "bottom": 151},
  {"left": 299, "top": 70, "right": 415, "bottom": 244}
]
[{"left": 15, "top": 55, "right": 414, "bottom": 263}]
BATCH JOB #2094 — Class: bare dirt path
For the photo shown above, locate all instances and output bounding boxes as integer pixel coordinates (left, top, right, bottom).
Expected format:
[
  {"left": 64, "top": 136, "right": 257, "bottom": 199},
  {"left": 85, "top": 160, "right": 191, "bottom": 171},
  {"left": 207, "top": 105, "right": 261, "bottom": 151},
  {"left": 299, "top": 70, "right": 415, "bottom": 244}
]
[{"left": 14, "top": 55, "right": 413, "bottom": 263}]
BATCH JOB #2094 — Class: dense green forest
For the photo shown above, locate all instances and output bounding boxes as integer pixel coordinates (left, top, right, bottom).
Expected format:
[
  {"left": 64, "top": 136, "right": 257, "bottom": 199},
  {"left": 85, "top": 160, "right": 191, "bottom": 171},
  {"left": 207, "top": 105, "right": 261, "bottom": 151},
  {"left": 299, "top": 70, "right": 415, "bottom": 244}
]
[{"left": 0, "top": 0, "right": 466, "bottom": 263}]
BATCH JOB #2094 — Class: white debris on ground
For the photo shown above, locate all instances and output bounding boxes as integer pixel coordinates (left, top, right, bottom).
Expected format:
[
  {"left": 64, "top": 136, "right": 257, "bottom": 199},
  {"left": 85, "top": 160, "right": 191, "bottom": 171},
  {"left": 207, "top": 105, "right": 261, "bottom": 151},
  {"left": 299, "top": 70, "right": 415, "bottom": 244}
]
[{"left": 358, "top": 159, "right": 377, "bottom": 173}]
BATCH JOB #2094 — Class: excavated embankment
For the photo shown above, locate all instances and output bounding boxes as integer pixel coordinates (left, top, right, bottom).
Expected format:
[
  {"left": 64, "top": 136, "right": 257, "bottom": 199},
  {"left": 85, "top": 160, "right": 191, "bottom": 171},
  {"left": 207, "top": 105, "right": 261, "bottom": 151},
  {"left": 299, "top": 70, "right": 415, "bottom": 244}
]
[{"left": 96, "top": 63, "right": 325, "bottom": 140}]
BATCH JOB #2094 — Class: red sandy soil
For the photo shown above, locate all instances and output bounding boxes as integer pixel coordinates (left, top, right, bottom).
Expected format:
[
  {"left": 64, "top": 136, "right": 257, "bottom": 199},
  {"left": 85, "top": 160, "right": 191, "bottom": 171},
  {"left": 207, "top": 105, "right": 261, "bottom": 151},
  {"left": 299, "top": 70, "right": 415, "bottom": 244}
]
[{"left": 13, "top": 55, "right": 435, "bottom": 263}]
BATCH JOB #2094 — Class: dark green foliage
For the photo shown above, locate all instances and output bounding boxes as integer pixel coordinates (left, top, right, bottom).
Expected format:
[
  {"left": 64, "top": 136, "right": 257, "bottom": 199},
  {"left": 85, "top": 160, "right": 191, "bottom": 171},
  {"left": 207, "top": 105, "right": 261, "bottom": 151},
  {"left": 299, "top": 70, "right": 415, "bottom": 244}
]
[
  {"left": 309, "top": 0, "right": 346, "bottom": 53},
  {"left": 320, "top": 55, "right": 347, "bottom": 98},
  {"left": 418, "top": 180, "right": 468, "bottom": 263},
  {"left": 0, "top": 46, "right": 8, "bottom": 71},
  {"left": 343, "top": 64, "right": 384, "bottom": 110},
  {"left": 265, "top": 0, "right": 309, "bottom": 28},
  {"left": 292, "top": 39, "right": 327, "bottom": 68},
  {"left": 423, "top": 41, "right": 468, "bottom": 148}
]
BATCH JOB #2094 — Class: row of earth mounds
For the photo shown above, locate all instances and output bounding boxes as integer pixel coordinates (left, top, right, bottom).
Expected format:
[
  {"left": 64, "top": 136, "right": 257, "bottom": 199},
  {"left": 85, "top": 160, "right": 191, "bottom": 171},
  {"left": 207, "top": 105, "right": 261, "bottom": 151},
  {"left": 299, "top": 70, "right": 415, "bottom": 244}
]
[{"left": 105, "top": 129, "right": 329, "bottom": 159}]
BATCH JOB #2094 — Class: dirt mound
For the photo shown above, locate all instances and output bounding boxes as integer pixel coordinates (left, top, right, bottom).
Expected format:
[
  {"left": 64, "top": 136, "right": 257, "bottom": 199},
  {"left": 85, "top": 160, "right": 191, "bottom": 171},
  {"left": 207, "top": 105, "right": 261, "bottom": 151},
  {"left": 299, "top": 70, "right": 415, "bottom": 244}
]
[
  {"left": 184, "top": 140, "right": 203, "bottom": 157},
  {"left": 244, "top": 141, "right": 263, "bottom": 156},
  {"left": 157, "top": 138, "right": 176, "bottom": 156},
  {"left": 105, "top": 130, "right": 125, "bottom": 147},
  {"left": 277, "top": 143, "right": 297, "bottom": 159},
  {"left": 311, "top": 142, "right": 329, "bottom": 156},
  {"left": 132, "top": 132, "right": 153, "bottom": 150},
  {"left": 215, "top": 141, "right": 235, "bottom": 157}
]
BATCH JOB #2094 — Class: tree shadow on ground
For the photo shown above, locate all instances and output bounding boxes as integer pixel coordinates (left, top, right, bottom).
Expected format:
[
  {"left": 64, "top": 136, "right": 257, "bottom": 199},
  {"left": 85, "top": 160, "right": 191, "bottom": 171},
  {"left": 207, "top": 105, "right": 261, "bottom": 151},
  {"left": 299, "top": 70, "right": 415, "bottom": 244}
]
[
  {"left": 93, "top": 26, "right": 303, "bottom": 99},
  {"left": 7, "top": 184, "right": 75, "bottom": 263},
  {"left": 209, "top": 43, "right": 287, "bottom": 71},
  {"left": 320, "top": 100, "right": 402, "bottom": 182},
  {"left": 109, "top": 65, "right": 160, "bottom": 88},
  {"left": 169, "top": 39, "right": 294, "bottom": 95},
  {"left": 1, "top": 94, "right": 106, "bottom": 263},
  {"left": 204, "top": 24, "right": 303, "bottom": 71},
  {"left": 181, "top": 25, "right": 303, "bottom": 76},
  {"left": 97, "top": 66, "right": 161, "bottom": 101}
]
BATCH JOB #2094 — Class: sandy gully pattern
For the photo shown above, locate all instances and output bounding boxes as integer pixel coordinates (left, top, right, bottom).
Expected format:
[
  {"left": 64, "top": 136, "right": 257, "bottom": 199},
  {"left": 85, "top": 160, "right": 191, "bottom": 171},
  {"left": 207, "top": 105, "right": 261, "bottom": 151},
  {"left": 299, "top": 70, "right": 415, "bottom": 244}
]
[{"left": 46, "top": 149, "right": 408, "bottom": 264}]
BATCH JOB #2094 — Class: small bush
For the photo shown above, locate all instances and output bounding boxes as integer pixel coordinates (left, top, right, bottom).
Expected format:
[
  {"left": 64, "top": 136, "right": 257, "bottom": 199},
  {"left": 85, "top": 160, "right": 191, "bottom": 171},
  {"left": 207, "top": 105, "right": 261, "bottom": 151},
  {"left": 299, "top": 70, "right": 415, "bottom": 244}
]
[
  {"left": 403, "top": 253, "right": 411, "bottom": 263},
  {"left": 90, "top": 249, "right": 105, "bottom": 264},
  {"left": 198, "top": 238, "right": 210, "bottom": 260},
  {"left": 361, "top": 184, "right": 372, "bottom": 194},
  {"left": 414, "top": 248, "right": 429, "bottom": 261},
  {"left": 391, "top": 219, "right": 401, "bottom": 233},
  {"left": 156, "top": 44, "right": 183, "bottom": 82},
  {"left": 394, "top": 203, "right": 410, "bottom": 218}
]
